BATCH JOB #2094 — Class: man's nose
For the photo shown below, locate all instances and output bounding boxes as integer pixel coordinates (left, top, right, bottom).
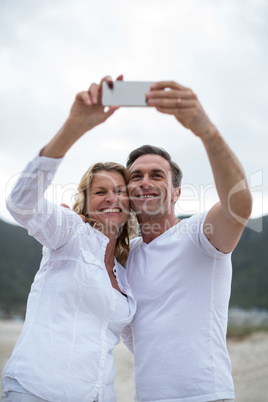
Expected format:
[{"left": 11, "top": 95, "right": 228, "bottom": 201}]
[{"left": 140, "top": 173, "right": 151, "bottom": 187}]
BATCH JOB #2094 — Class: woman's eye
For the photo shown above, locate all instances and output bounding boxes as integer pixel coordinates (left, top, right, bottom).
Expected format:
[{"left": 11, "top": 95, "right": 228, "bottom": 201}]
[
  {"left": 115, "top": 189, "right": 126, "bottom": 195},
  {"left": 96, "top": 191, "right": 104, "bottom": 195}
]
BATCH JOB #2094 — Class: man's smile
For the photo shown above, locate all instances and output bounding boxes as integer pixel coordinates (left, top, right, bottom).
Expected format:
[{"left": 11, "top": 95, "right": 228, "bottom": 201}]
[{"left": 136, "top": 194, "right": 158, "bottom": 199}]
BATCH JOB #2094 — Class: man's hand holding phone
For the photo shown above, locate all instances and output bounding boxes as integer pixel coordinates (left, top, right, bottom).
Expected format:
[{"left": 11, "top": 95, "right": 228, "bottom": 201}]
[{"left": 101, "top": 76, "right": 214, "bottom": 139}]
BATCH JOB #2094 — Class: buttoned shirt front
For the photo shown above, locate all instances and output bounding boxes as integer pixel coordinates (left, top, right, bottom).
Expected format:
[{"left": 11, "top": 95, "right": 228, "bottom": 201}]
[{"left": 3, "top": 155, "right": 136, "bottom": 402}]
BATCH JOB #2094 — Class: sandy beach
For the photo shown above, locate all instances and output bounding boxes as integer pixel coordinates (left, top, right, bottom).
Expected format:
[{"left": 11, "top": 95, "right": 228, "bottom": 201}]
[{"left": 0, "top": 320, "right": 267, "bottom": 401}]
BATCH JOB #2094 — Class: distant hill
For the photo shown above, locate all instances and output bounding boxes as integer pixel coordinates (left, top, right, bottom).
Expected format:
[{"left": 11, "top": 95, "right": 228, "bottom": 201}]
[
  {"left": 0, "top": 219, "right": 42, "bottom": 316},
  {"left": 231, "top": 215, "right": 268, "bottom": 309},
  {"left": 0, "top": 216, "right": 268, "bottom": 316}
]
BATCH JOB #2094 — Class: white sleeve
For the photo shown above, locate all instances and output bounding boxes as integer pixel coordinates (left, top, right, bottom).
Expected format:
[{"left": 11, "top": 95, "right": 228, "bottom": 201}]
[
  {"left": 6, "top": 154, "right": 83, "bottom": 250},
  {"left": 121, "top": 324, "right": 134, "bottom": 354},
  {"left": 184, "top": 212, "right": 232, "bottom": 259}
]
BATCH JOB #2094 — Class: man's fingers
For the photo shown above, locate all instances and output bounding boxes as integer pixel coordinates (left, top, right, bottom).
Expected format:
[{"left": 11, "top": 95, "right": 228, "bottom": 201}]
[
  {"left": 155, "top": 107, "right": 176, "bottom": 115},
  {"left": 60, "top": 203, "right": 71, "bottom": 209},
  {"left": 79, "top": 214, "right": 86, "bottom": 222},
  {"left": 148, "top": 98, "right": 197, "bottom": 109},
  {"left": 60, "top": 203, "right": 86, "bottom": 222},
  {"left": 146, "top": 89, "right": 195, "bottom": 100},
  {"left": 156, "top": 106, "right": 196, "bottom": 116},
  {"left": 150, "top": 81, "right": 189, "bottom": 91}
]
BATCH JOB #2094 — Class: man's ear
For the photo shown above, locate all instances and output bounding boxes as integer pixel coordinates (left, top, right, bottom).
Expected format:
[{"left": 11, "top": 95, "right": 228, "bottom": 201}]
[{"left": 172, "top": 187, "right": 181, "bottom": 203}]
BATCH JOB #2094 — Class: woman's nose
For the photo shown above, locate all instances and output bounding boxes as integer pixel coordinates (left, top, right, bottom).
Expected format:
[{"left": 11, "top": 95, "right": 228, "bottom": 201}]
[{"left": 105, "top": 191, "right": 116, "bottom": 203}]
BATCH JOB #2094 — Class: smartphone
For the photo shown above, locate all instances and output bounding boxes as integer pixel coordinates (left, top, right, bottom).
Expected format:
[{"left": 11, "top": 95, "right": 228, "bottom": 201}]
[{"left": 102, "top": 81, "right": 155, "bottom": 107}]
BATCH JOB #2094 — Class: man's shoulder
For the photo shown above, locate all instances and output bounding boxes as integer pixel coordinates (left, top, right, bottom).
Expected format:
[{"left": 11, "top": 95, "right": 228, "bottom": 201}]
[
  {"left": 179, "top": 212, "right": 207, "bottom": 224},
  {"left": 168, "top": 212, "right": 207, "bottom": 237}
]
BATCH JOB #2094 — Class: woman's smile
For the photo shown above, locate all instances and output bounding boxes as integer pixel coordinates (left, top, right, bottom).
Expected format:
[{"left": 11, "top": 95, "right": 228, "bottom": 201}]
[{"left": 87, "top": 170, "right": 129, "bottom": 231}]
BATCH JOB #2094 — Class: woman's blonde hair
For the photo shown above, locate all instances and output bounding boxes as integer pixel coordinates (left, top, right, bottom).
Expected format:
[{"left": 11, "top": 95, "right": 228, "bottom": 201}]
[{"left": 72, "top": 162, "right": 137, "bottom": 265}]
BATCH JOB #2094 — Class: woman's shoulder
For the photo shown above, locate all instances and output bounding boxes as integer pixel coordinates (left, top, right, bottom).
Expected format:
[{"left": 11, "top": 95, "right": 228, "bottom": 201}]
[{"left": 129, "top": 235, "right": 143, "bottom": 251}]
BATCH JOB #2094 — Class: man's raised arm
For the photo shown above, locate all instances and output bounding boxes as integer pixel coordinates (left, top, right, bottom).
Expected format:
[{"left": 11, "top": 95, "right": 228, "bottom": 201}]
[{"left": 146, "top": 81, "right": 252, "bottom": 253}]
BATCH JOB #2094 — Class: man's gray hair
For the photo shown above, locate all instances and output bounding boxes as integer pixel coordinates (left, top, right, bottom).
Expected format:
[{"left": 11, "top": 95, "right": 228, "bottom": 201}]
[{"left": 126, "top": 145, "right": 183, "bottom": 187}]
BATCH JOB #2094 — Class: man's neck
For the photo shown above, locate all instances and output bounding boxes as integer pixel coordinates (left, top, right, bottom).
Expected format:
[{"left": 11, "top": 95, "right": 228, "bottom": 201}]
[{"left": 138, "top": 213, "right": 180, "bottom": 244}]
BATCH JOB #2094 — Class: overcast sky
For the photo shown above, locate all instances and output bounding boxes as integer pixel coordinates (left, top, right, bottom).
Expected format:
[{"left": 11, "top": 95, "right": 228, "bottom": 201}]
[{"left": 1, "top": 0, "right": 267, "bottom": 227}]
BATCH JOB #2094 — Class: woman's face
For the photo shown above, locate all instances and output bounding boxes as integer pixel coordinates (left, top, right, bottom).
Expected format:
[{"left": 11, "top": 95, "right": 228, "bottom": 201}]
[{"left": 86, "top": 170, "right": 130, "bottom": 234}]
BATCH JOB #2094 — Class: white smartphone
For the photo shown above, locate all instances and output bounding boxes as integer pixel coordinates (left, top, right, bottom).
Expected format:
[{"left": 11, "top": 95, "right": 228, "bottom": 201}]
[{"left": 102, "top": 81, "right": 155, "bottom": 107}]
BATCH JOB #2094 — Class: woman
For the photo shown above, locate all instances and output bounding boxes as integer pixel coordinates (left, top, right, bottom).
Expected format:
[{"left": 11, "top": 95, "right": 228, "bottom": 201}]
[{"left": 1, "top": 76, "right": 137, "bottom": 402}]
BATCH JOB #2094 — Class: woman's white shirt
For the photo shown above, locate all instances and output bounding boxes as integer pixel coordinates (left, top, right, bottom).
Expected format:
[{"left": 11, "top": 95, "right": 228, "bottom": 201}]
[{"left": 3, "top": 155, "right": 136, "bottom": 402}]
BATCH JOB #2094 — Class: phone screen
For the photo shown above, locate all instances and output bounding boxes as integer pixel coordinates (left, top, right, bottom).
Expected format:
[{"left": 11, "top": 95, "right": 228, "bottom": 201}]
[{"left": 102, "top": 81, "right": 155, "bottom": 107}]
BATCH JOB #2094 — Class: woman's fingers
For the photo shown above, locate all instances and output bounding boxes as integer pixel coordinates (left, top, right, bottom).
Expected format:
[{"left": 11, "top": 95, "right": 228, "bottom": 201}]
[
  {"left": 103, "top": 105, "right": 119, "bottom": 119},
  {"left": 86, "top": 75, "right": 123, "bottom": 107},
  {"left": 76, "top": 91, "right": 92, "bottom": 106},
  {"left": 100, "top": 75, "right": 113, "bottom": 89},
  {"left": 116, "top": 74, "right": 124, "bottom": 81},
  {"left": 88, "top": 83, "right": 100, "bottom": 104},
  {"left": 87, "top": 76, "right": 114, "bottom": 106}
]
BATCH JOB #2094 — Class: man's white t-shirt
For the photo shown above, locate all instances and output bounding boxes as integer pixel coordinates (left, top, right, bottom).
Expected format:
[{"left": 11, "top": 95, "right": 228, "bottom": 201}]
[{"left": 123, "top": 213, "right": 235, "bottom": 402}]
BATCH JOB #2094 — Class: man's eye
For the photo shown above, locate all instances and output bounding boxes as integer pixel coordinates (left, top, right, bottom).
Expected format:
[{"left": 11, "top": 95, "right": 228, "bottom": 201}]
[
  {"left": 152, "top": 174, "right": 162, "bottom": 179},
  {"left": 131, "top": 175, "right": 142, "bottom": 180}
]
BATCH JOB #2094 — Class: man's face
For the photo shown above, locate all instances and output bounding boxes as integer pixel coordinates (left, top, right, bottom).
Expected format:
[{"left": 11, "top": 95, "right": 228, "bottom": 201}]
[{"left": 128, "top": 154, "right": 180, "bottom": 220}]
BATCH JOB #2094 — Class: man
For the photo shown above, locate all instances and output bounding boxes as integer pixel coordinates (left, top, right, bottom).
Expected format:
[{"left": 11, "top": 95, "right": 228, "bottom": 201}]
[{"left": 121, "top": 81, "right": 252, "bottom": 402}]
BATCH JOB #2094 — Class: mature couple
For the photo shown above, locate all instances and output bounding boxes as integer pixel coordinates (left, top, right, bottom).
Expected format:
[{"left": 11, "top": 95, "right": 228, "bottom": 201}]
[{"left": 2, "top": 75, "right": 252, "bottom": 402}]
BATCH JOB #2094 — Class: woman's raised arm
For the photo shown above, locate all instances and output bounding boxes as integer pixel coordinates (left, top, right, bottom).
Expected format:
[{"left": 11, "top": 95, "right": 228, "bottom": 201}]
[{"left": 41, "top": 75, "right": 122, "bottom": 158}]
